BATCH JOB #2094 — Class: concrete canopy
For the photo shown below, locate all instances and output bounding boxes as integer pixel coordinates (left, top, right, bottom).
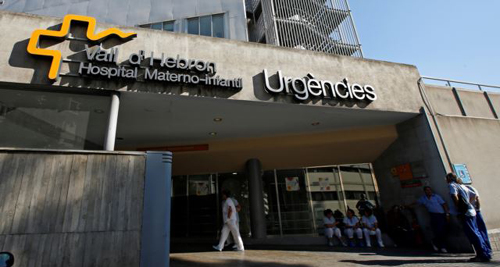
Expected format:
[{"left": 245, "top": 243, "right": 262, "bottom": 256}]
[{"left": 116, "top": 92, "right": 417, "bottom": 174}]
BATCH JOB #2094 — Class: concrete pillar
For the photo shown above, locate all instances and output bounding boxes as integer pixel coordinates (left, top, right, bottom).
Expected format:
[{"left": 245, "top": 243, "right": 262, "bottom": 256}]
[
  {"left": 104, "top": 92, "right": 120, "bottom": 151},
  {"left": 141, "top": 152, "right": 173, "bottom": 267},
  {"left": 246, "top": 158, "right": 267, "bottom": 239}
]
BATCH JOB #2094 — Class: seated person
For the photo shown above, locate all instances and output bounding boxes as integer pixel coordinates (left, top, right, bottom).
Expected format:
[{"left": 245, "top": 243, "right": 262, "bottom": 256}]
[
  {"left": 324, "top": 209, "right": 347, "bottom": 247},
  {"left": 361, "top": 208, "right": 385, "bottom": 248},
  {"left": 386, "top": 205, "right": 414, "bottom": 247},
  {"left": 343, "top": 208, "right": 364, "bottom": 247}
]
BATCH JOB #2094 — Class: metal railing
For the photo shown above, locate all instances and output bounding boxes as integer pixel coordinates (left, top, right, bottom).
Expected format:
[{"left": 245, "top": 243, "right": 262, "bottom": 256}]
[{"left": 421, "top": 76, "right": 500, "bottom": 92}]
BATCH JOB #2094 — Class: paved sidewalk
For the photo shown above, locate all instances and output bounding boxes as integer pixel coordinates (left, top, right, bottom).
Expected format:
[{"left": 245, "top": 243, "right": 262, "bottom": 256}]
[{"left": 171, "top": 249, "right": 499, "bottom": 267}]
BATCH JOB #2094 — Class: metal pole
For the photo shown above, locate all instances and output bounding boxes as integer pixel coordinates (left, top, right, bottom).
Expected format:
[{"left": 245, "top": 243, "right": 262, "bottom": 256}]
[{"left": 104, "top": 91, "right": 120, "bottom": 151}]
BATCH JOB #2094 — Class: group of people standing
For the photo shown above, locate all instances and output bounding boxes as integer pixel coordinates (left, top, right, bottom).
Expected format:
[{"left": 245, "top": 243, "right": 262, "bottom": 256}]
[{"left": 402, "top": 173, "right": 491, "bottom": 262}]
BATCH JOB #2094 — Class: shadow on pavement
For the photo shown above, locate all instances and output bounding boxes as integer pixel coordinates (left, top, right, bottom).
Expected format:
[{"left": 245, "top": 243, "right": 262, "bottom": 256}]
[
  {"left": 340, "top": 259, "right": 498, "bottom": 266},
  {"left": 171, "top": 258, "right": 312, "bottom": 267}
]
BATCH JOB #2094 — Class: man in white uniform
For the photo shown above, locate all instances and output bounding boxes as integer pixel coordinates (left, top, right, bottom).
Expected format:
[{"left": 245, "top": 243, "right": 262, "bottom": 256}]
[
  {"left": 343, "top": 209, "right": 363, "bottom": 247},
  {"left": 225, "top": 197, "right": 241, "bottom": 248},
  {"left": 213, "top": 190, "right": 244, "bottom": 252}
]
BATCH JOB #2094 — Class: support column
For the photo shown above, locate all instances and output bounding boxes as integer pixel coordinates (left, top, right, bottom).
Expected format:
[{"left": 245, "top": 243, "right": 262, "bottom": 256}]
[
  {"left": 246, "top": 158, "right": 267, "bottom": 239},
  {"left": 104, "top": 92, "right": 120, "bottom": 151}
]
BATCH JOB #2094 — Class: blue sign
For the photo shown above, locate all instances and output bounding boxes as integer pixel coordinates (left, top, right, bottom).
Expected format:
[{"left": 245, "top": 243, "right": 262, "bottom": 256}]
[{"left": 453, "top": 164, "right": 472, "bottom": 184}]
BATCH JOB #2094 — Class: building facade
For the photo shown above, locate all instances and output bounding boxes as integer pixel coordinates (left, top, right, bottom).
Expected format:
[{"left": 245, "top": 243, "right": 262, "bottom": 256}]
[
  {"left": 0, "top": 0, "right": 363, "bottom": 57},
  {"left": 0, "top": 4, "right": 499, "bottom": 267}
]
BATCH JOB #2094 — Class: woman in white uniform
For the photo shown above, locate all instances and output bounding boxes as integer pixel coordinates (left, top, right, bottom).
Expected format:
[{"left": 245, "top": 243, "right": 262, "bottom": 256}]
[
  {"left": 361, "top": 208, "right": 384, "bottom": 247},
  {"left": 323, "top": 209, "right": 347, "bottom": 247},
  {"left": 343, "top": 208, "right": 363, "bottom": 247},
  {"left": 213, "top": 190, "right": 244, "bottom": 252}
]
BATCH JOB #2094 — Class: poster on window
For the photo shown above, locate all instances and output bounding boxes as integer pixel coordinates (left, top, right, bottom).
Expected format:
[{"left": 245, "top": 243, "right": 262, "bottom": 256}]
[
  {"left": 285, "top": 177, "right": 300, "bottom": 191},
  {"left": 318, "top": 177, "right": 331, "bottom": 191},
  {"left": 195, "top": 181, "right": 210, "bottom": 196}
]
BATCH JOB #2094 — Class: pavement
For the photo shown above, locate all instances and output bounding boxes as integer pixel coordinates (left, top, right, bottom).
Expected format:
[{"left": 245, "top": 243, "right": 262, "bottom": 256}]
[{"left": 170, "top": 247, "right": 499, "bottom": 267}]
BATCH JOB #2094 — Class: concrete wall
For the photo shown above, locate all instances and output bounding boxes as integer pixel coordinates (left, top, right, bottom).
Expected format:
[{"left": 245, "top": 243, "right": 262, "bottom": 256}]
[
  {"left": 0, "top": 11, "right": 424, "bottom": 115},
  {"left": 0, "top": 0, "right": 248, "bottom": 41},
  {"left": 436, "top": 117, "right": 500, "bottom": 229},
  {"left": 0, "top": 149, "right": 146, "bottom": 267},
  {"left": 425, "top": 84, "right": 500, "bottom": 230},
  {"left": 371, "top": 114, "right": 474, "bottom": 251}
]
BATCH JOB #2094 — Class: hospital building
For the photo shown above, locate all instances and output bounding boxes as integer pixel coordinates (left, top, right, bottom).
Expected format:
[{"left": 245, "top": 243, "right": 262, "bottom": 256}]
[{"left": 0, "top": 0, "right": 499, "bottom": 266}]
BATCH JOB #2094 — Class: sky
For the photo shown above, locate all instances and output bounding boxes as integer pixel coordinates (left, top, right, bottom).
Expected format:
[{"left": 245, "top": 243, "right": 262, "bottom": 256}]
[{"left": 349, "top": 0, "right": 500, "bottom": 87}]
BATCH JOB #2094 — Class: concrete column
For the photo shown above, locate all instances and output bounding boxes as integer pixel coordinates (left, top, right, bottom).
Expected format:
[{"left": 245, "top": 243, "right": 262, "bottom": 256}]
[
  {"left": 141, "top": 152, "right": 173, "bottom": 267},
  {"left": 104, "top": 92, "right": 120, "bottom": 151},
  {"left": 246, "top": 158, "right": 267, "bottom": 239}
]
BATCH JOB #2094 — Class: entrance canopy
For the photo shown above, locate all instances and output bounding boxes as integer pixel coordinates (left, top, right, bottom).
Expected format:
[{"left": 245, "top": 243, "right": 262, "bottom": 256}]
[{"left": 116, "top": 92, "right": 417, "bottom": 175}]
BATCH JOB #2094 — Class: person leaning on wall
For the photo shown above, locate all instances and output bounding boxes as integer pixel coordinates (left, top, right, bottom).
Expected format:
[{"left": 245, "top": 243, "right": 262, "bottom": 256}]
[
  {"left": 461, "top": 181, "right": 491, "bottom": 253},
  {"left": 446, "top": 173, "right": 491, "bottom": 262}
]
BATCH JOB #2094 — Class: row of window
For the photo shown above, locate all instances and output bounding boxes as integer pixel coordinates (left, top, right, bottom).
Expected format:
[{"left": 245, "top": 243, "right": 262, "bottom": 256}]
[{"left": 139, "top": 14, "right": 225, "bottom": 38}]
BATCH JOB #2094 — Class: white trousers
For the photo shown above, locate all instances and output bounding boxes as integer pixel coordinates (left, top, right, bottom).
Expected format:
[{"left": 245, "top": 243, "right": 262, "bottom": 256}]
[
  {"left": 218, "top": 220, "right": 244, "bottom": 250},
  {"left": 325, "top": 227, "right": 342, "bottom": 239},
  {"left": 363, "top": 228, "right": 383, "bottom": 246},
  {"left": 226, "top": 221, "right": 239, "bottom": 245},
  {"left": 345, "top": 228, "right": 363, "bottom": 239}
]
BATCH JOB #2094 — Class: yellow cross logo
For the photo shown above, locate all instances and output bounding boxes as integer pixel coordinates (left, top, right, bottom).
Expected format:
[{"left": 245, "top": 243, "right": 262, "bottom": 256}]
[{"left": 27, "top": 14, "right": 137, "bottom": 80}]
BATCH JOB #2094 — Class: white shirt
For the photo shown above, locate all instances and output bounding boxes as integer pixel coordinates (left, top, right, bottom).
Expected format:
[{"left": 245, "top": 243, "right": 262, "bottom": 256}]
[
  {"left": 343, "top": 216, "right": 359, "bottom": 227},
  {"left": 466, "top": 185, "right": 480, "bottom": 211},
  {"left": 222, "top": 197, "right": 237, "bottom": 223},
  {"left": 449, "top": 182, "right": 476, "bottom": 217},
  {"left": 362, "top": 215, "right": 378, "bottom": 229},
  {"left": 323, "top": 216, "right": 335, "bottom": 227},
  {"left": 232, "top": 197, "right": 240, "bottom": 222}
]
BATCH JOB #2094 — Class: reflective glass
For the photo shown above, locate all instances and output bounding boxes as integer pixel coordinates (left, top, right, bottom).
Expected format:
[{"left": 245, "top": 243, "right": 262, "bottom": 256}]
[
  {"left": 163, "top": 21, "right": 174, "bottom": 32},
  {"left": 187, "top": 18, "right": 199, "bottom": 35},
  {"left": 0, "top": 88, "right": 110, "bottom": 150},
  {"left": 306, "top": 167, "right": 345, "bottom": 235},
  {"left": 212, "top": 14, "right": 224, "bottom": 38},
  {"left": 199, "top": 16, "right": 212, "bottom": 36},
  {"left": 151, "top": 22, "right": 162, "bottom": 30}
]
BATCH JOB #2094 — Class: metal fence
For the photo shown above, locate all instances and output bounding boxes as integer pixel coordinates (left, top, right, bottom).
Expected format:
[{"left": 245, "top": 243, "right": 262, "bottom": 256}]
[{"left": 247, "top": 0, "right": 363, "bottom": 57}]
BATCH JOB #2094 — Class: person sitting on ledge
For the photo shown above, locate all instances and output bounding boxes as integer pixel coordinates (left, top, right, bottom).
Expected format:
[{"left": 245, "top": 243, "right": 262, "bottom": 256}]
[
  {"left": 343, "top": 208, "right": 364, "bottom": 247},
  {"left": 361, "top": 208, "right": 385, "bottom": 248},
  {"left": 323, "top": 209, "right": 347, "bottom": 247}
]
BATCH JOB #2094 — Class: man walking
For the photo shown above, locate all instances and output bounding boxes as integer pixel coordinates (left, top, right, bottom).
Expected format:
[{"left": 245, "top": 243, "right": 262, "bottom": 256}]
[
  {"left": 213, "top": 189, "right": 244, "bottom": 252},
  {"left": 417, "top": 186, "right": 450, "bottom": 253},
  {"left": 446, "top": 173, "right": 491, "bottom": 262}
]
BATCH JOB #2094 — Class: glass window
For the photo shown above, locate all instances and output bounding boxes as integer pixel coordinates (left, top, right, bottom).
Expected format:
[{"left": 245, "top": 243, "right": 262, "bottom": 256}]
[
  {"left": 212, "top": 14, "right": 225, "bottom": 38},
  {"left": 163, "top": 21, "right": 174, "bottom": 32},
  {"left": 199, "top": 16, "right": 212, "bottom": 36},
  {"left": 275, "top": 169, "right": 315, "bottom": 235},
  {"left": 187, "top": 17, "right": 199, "bottom": 35},
  {"left": 151, "top": 22, "right": 162, "bottom": 30},
  {"left": 0, "top": 88, "right": 110, "bottom": 150},
  {"left": 139, "top": 24, "right": 151, "bottom": 29}
]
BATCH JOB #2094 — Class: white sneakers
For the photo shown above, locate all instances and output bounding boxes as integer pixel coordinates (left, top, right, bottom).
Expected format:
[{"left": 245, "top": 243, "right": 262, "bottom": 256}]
[
  {"left": 212, "top": 245, "right": 222, "bottom": 251},
  {"left": 440, "top": 248, "right": 448, "bottom": 253},
  {"left": 378, "top": 241, "right": 385, "bottom": 248}
]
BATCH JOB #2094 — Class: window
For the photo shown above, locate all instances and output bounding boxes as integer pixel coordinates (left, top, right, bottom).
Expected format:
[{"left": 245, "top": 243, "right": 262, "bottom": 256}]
[
  {"left": 163, "top": 21, "right": 174, "bottom": 32},
  {"left": 187, "top": 17, "right": 199, "bottom": 35},
  {"left": 254, "top": 3, "right": 263, "bottom": 21},
  {"left": 139, "top": 20, "right": 175, "bottom": 32},
  {"left": 187, "top": 14, "right": 225, "bottom": 38}
]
